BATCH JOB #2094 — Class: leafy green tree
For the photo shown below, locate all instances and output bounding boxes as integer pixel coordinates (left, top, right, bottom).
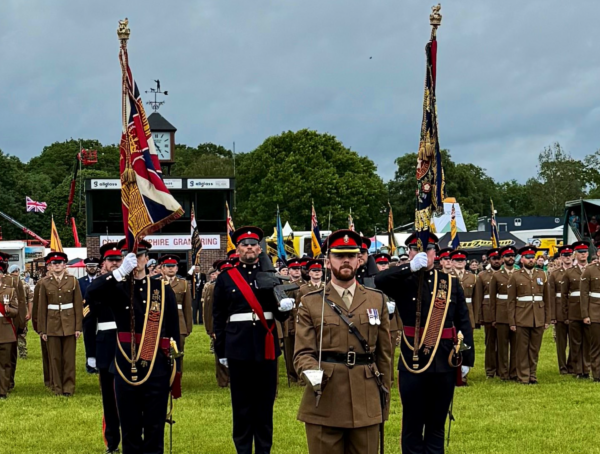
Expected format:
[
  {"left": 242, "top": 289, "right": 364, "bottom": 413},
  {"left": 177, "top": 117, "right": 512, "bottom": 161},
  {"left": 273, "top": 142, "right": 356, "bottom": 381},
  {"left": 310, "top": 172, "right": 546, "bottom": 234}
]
[
  {"left": 235, "top": 130, "right": 388, "bottom": 235},
  {"left": 171, "top": 143, "right": 234, "bottom": 177}
]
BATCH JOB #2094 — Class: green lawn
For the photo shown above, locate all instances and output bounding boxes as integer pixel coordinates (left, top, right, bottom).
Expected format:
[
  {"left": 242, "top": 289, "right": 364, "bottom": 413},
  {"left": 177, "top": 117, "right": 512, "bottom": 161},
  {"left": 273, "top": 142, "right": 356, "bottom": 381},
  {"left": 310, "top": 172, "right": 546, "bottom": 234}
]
[{"left": 2, "top": 328, "right": 600, "bottom": 454}]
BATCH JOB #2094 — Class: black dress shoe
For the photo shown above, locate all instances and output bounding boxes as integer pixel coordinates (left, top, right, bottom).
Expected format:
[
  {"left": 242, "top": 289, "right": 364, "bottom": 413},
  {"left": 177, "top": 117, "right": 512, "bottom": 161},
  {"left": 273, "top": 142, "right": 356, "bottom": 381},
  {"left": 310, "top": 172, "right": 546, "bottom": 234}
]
[
  {"left": 0, "top": 395, "right": 7, "bottom": 400},
  {"left": 63, "top": 393, "right": 72, "bottom": 397},
  {"left": 529, "top": 380, "right": 538, "bottom": 385},
  {"left": 105, "top": 449, "right": 120, "bottom": 454},
  {"left": 578, "top": 374, "right": 590, "bottom": 379}
]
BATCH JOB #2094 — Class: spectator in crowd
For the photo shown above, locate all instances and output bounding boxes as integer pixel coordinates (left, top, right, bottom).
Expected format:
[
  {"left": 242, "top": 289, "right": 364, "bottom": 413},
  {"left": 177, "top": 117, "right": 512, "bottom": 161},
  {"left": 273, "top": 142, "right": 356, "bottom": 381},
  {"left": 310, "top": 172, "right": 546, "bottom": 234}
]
[
  {"left": 535, "top": 256, "right": 547, "bottom": 272},
  {"left": 569, "top": 210, "right": 580, "bottom": 232},
  {"left": 588, "top": 216, "right": 599, "bottom": 237}
]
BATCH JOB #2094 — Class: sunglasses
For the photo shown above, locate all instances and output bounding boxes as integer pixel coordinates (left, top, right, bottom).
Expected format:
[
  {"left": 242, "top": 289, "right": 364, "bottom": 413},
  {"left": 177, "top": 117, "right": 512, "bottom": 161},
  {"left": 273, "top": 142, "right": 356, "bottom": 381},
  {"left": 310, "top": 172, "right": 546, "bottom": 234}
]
[
  {"left": 523, "top": 254, "right": 536, "bottom": 259},
  {"left": 163, "top": 264, "right": 177, "bottom": 268},
  {"left": 503, "top": 254, "right": 516, "bottom": 258},
  {"left": 50, "top": 261, "right": 65, "bottom": 265},
  {"left": 440, "top": 257, "right": 451, "bottom": 261},
  {"left": 239, "top": 239, "right": 259, "bottom": 246},
  {"left": 106, "top": 257, "right": 123, "bottom": 262}
]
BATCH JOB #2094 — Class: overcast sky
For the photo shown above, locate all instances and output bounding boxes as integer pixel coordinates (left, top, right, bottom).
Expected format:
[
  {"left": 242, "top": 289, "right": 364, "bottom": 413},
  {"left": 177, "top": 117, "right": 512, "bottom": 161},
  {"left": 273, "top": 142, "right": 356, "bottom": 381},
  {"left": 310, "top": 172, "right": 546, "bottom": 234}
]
[{"left": 1, "top": 0, "right": 599, "bottom": 183}]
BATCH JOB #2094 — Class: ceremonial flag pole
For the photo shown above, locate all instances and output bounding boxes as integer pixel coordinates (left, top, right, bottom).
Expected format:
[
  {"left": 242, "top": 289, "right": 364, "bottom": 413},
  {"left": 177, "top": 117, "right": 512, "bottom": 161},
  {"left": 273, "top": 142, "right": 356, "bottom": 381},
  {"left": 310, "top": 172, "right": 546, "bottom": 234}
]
[
  {"left": 387, "top": 202, "right": 397, "bottom": 257},
  {"left": 276, "top": 205, "right": 287, "bottom": 264},
  {"left": 226, "top": 201, "right": 236, "bottom": 253},
  {"left": 191, "top": 203, "right": 202, "bottom": 266},
  {"left": 490, "top": 199, "right": 500, "bottom": 248},
  {"left": 450, "top": 204, "right": 460, "bottom": 249},
  {"left": 413, "top": 5, "right": 445, "bottom": 369},
  {"left": 117, "top": 18, "right": 184, "bottom": 382},
  {"left": 310, "top": 201, "right": 322, "bottom": 257},
  {"left": 50, "top": 216, "right": 64, "bottom": 253}
]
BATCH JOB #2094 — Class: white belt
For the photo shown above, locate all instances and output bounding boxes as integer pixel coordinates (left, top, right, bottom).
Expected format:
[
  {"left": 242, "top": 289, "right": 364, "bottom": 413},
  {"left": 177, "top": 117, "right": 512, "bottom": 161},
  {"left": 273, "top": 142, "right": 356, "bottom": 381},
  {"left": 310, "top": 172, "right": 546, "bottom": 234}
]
[
  {"left": 97, "top": 321, "right": 117, "bottom": 331},
  {"left": 496, "top": 294, "right": 508, "bottom": 300},
  {"left": 590, "top": 292, "right": 600, "bottom": 298},
  {"left": 517, "top": 296, "right": 543, "bottom": 302},
  {"left": 570, "top": 291, "right": 581, "bottom": 297},
  {"left": 229, "top": 312, "right": 274, "bottom": 322},
  {"left": 0, "top": 313, "right": 3, "bottom": 318},
  {"left": 483, "top": 295, "right": 490, "bottom": 299},
  {"left": 556, "top": 293, "right": 561, "bottom": 298},
  {"left": 48, "top": 303, "right": 73, "bottom": 311},
  {"left": 465, "top": 298, "right": 472, "bottom": 303},
  {"left": 177, "top": 304, "right": 183, "bottom": 310}
]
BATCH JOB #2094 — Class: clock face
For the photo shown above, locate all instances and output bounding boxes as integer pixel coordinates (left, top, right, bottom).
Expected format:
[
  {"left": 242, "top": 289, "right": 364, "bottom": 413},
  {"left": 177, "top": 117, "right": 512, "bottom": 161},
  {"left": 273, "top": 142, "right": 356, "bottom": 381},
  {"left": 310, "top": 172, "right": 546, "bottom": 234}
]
[{"left": 153, "top": 132, "right": 172, "bottom": 161}]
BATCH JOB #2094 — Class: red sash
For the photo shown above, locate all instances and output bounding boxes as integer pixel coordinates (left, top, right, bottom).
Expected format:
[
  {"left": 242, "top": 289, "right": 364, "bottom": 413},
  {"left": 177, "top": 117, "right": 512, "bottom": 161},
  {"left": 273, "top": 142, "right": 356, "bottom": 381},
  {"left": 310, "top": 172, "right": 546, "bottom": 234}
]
[
  {"left": 229, "top": 268, "right": 276, "bottom": 360},
  {"left": 0, "top": 303, "right": 17, "bottom": 339}
]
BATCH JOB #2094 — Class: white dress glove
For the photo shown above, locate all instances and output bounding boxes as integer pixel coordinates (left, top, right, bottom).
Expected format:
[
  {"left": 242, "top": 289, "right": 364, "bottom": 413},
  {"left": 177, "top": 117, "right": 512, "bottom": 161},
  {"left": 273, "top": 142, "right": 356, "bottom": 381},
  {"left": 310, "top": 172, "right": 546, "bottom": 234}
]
[
  {"left": 278, "top": 297, "right": 294, "bottom": 312},
  {"left": 219, "top": 358, "right": 229, "bottom": 368},
  {"left": 113, "top": 253, "right": 138, "bottom": 281},
  {"left": 87, "top": 357, "right": 97, "bottom": 368},
  {"left": 386, "top": 301, "right": 396, "bottom": 314},
  {"left": 410, "top": 252, "right": 428, "bottom": 272},
  {"left": 461, "top": 365, "right": 470, "bottom": 378}
]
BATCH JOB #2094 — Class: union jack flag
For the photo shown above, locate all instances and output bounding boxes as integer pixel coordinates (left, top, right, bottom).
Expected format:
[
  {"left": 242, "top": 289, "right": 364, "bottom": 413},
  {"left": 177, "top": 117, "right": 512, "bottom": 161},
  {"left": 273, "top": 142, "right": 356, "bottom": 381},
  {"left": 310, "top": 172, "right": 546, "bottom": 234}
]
[
  {"left": 26, "top": 197, "right": 47, "bottom": 213},
  {"left": 118, "top": 41, "right": 183, "bottom": 251}
]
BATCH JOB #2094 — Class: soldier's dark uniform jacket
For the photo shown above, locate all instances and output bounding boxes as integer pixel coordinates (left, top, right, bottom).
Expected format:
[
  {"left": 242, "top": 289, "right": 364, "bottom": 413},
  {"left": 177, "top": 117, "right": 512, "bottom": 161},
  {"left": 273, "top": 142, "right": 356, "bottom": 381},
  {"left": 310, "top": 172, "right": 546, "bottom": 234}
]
[
  {"left": 375, "top": 263, "right": 474, "bottom": 373},
  {"left": 82, "top": 290, "right": 118, "bottom": 371},
  {"left": 213, "top": 262, "right": 289, "bottom": 361},
  {"left": 86, "top": 273, "right": 181, "bottom": 380}
]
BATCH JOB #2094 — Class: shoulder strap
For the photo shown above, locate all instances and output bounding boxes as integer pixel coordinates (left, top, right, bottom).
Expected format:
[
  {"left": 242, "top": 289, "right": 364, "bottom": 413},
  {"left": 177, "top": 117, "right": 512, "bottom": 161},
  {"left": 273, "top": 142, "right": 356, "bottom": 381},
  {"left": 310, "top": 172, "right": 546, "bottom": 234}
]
[{"left": 324, "top": 297, "right": 371, "bottom": 354}]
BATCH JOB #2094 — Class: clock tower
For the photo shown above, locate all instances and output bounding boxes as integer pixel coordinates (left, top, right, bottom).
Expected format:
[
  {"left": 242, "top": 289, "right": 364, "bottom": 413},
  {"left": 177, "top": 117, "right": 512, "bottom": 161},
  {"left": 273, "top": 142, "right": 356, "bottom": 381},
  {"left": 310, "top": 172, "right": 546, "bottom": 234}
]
[{"left": 145, "top": 80, "right": 176, "bottom": 175}]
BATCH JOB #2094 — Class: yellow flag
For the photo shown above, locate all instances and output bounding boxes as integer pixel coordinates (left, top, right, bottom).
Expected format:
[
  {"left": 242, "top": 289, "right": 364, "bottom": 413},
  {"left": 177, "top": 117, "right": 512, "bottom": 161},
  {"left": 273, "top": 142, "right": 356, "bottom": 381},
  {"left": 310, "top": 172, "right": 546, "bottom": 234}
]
[
  {"left": 226, "top": 201, "right": 236, "bottom": 253},
  {"left": 50, "top": 217, "right": 64, "bottom": 252}
]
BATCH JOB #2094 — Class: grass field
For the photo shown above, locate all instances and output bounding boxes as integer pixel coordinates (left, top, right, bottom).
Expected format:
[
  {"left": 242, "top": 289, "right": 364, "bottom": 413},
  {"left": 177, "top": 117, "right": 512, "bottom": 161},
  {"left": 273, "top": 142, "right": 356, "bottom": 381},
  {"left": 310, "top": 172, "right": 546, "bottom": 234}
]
[{"left": 2, "top": 328, "right": 600, "bottom": 454}]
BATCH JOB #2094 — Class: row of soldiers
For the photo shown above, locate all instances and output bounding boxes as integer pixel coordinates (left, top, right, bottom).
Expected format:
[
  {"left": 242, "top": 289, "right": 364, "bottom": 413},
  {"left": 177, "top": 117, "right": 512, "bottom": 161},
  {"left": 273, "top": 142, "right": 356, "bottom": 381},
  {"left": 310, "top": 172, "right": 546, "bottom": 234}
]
[{"left": 435, "top": 240, "right": 600, "bottom": 384}]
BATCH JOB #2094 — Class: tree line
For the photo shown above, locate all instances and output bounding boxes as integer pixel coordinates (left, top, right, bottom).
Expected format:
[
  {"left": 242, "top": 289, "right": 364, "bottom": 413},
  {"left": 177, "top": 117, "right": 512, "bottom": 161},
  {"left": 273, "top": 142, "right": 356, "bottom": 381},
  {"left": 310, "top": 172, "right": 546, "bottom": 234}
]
[{"left": 0, "top": 132, "right": 595, "bottom": 247}]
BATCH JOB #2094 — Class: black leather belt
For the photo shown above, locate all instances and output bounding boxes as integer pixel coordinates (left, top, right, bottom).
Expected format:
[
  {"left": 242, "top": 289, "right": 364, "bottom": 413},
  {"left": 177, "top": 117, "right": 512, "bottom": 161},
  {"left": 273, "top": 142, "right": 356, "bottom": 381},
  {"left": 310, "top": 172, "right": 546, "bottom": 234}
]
[{"left": 321, "top": 351, "right": 375, "bottom": 368}]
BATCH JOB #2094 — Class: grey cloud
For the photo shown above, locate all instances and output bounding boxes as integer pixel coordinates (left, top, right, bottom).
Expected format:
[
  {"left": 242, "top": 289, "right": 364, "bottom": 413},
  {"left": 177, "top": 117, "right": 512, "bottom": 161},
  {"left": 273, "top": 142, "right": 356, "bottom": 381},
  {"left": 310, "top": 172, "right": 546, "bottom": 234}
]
[{"left": 0, "top": 0, "right": 598, "bottom": 184}]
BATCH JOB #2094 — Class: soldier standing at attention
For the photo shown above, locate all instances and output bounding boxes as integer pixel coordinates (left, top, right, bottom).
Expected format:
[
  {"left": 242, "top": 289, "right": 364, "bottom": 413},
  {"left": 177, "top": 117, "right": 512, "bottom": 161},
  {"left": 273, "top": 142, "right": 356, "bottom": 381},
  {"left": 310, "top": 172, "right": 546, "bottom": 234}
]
[
  {"left": 548, "top": 245, "right": 573, "bottom": 375},
  {"left": 8, "top": 265, "right": 31, "bottom": 360},
  {"left": 86, "top": 240, "right": 182, "bottom": 453},
  {"left": 508, "top": 245, "right": 550, "bottom": 385},
  {"left": 32, "top": 267, "right": 52, "bottom": 389},
  {"left": 474, "top": 248, "right": 502, "bottom": 379},
  {"left": 204, "top": 261, "right": 231, "bottom": 388},
  {"left": 38, "top": 252, "right": 83, "bottom": 396},
  {"left": 282, "top": 258, "right": 306, "bottom": 384},
  {"left": 82, "top": 243, "right": 123, "bottom": 454},
  {"left": 375, "top": 232, "right": 474, "bottom": 453},
  {"left": 0, "top": 260, "right": 18, "bottom": 399},
  {"left": 562, "top": 241, "right": 592, "bottom": 379},
  {"left": 579, "top": 252, "right": 600, "bottom": 382},
  {"left": 374, "top": 253, "right": 403, "bottom": 382},
  {"left": 489, "top": 246, "right": 518, "bottom": 381},
  {"left": 450, "top": 250, "right": 476, "bottom": 330},
  {"left": 213, "top": 226, "right": 294, "bottom": 454},
  {"left": 159, "top": 254, "right": 193, "bottom": 357},
  {"left": 79, "top": 257, "right": 101, "bottom": 374},
  {"left": 295, "top": 230, "right": 392, "bottom": 454},
  {"left": 437, "top": 248, "right": 454, "bottom": 275}
]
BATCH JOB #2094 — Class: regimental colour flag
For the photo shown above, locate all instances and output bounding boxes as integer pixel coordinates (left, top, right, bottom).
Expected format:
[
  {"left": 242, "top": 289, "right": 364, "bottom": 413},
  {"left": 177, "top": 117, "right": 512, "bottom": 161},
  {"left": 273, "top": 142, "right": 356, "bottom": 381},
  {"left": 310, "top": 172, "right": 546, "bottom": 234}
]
[
  {"left": 490, "top": 199, "right": 500, "bottom": 248},
  {"left": 191, "top": 203, "right": 202, "bottom": 266},
  {"left": 226, "top": 201, "right": 236, "bottom": 253},
  {"left": 387, "top": 202, "right": 397, "bottom": 256},
  {"left": 310, "top": 202, "right": 322, "bottom": 257},
  {"left": 450, "top": 204, "right": 460, "bottom": 249},
  {"left": 26, "top": 197, "right": 47, "bottom": 213},
  {"left": 118, "top": 32, "right": 183, "bottom": 251},
  {"left": 50, "top": 216, "right": 63, "bottom": 253},
  {"left": 414, "top": 13, "right": 445, "bottom": 252}
]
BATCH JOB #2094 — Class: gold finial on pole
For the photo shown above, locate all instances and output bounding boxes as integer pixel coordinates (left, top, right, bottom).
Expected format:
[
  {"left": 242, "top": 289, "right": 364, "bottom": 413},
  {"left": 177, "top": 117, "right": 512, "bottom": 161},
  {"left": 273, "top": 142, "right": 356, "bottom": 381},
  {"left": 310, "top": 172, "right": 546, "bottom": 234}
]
[
  {"left": 430, "top": 4, "right": 442, "bottom": 28},
  {"left": 117, "top": 18, "right": 131, "bottom": 42}
]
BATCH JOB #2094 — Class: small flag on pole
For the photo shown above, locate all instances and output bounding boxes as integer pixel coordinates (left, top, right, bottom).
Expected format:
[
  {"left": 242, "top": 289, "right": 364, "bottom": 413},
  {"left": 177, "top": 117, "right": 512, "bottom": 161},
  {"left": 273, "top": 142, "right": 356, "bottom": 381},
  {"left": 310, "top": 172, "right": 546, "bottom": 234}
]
[
  {"left": 50, "top": 216, "right": 64, "bottom": 252},
  {"left": 26, "top": 197, "right": 47, "bottom": 213},
  {"left": 310, "top": 202, "right": 322, "bottom": 257},
  {"left": 276, "top": 206, "right": 287, "bottom": 262},
  {"left": 450, "top": 204, "right": 460, "bottom": 249},
  {"left": 490, "top": 199, "right": 500, "bottom": 248},
  {"left": 226, "top": 201, "right": 236, "bottom": 253},
  {"left": 387, "top": 202, "right": 397, "bottom": 256},
  {"left": 191, "top": 203, "right": 202, "bottom": 266}
]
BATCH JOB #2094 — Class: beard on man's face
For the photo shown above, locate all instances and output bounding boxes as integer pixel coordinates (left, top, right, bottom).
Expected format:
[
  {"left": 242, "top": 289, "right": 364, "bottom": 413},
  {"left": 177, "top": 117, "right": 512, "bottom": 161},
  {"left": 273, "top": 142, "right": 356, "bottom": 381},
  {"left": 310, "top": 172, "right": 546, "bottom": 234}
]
[
  {"left": 523, "top": 261, "right": 535, "bottom": 270},
  {"left": 331, "top": 263, "right": 356, "bottom": 282}
]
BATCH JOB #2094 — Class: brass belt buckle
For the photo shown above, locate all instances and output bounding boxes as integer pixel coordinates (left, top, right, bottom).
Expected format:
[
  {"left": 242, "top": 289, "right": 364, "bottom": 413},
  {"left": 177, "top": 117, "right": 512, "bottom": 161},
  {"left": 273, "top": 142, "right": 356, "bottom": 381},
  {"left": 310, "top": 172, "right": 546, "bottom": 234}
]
[{"left": 346, "top": 351, "right": 356, "bottom": 368}]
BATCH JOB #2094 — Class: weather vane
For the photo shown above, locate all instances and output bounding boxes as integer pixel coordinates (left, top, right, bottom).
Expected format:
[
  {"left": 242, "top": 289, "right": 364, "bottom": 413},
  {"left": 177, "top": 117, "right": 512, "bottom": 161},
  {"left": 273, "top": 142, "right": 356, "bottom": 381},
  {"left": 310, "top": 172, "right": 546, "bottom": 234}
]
[{"left": 145, "top": 80, "right": 168, "bottom": 112}]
